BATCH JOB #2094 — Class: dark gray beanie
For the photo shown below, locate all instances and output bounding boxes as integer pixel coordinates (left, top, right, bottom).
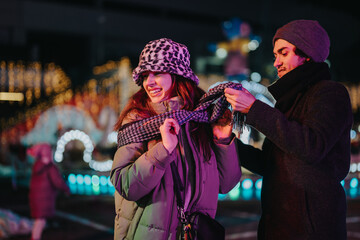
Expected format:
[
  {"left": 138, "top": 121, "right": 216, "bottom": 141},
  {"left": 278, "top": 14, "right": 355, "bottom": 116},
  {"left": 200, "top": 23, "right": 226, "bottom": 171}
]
[{"left": 273, "top": 20, "right": 330, "bottom": 62}]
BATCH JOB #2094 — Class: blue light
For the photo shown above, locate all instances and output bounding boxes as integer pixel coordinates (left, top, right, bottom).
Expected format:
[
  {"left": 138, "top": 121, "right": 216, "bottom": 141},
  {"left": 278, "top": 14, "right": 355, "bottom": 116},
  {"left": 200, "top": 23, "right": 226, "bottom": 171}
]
[
  {"left": 229, "top": 188, "right": 240, "bottom": 201},
  {"left": 68, "top": 174, "right": 76, "bottom": 184},
  {"left": 69, "top": 183, "right": 77, "bottom": 194},
  {"left": 350, "top": 130, "right": 356, "bottom": 140},
  {"left": 107, "top": 176, "right": 113, "bottom": 187},
  {"left": 108, "top": 186, "right": 115, "bottom": 195},
  {"left": 350, "top": 178, "right": 359, "bottom": 188},
  {"left": 92, "top": 175, "right": 100, "bottom": 186},
  {"left": 76, "top": 174, "right": 84, "bottom": 185},
  {"left": 255, "top": 179, "right": 262, "bottom": 190},
  {"left": 349, "top": 188, "right": 358, "bottom": 199},
  {"left": 65, "top": 173, "right": 120, "bottom": 196},
  {"left": 92, "top": 184, "right": 100, "bottom": 195},
  {"left": 100, "top": 176, "right": 108, "bottom": 186},
  {"left": 100, "top": 186, "right": 108, "bottom": 194},
  {"left": 207, "top": 43, "right": 218, "bottom": 53},
  {"left": 218, "top": 194, "right": 227, "bottom": 201},
  {"left": 85, "top": 185, "right": 93, "bottom": 195},
  {"left": 84, "top": 175, "right": 91, "bottom": 185},
  {"left": 241, "top": 189, "right": 253, "bottom": 200},
  {"left": 77, "top": 184, "right": 85, "bottom": 195},
  {"left": 255, "top": 188, "right": 261, "bottom": 200},
  {"left": 241, "top": 179, "right": 253, "bottom": 190},
  {"left": 228, "top": 182, "right": 240, "bottom": 200}
]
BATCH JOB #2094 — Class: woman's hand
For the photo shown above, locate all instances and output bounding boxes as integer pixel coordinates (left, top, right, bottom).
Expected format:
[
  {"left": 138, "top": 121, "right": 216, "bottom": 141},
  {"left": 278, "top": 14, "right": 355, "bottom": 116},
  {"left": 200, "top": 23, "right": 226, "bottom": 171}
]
[
  {"left": 225, "top": 87, "right": 256, "bottom": 114},
  {"left": 160, "top": 118, "right": 180, "bottom": 153}
]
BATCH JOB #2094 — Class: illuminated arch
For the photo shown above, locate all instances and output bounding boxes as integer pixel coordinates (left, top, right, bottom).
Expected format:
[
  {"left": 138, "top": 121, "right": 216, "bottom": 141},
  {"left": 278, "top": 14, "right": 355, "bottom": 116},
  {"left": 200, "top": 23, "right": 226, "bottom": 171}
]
[{"left": 54, "top": 129, "right": 112, "bottom": 172}]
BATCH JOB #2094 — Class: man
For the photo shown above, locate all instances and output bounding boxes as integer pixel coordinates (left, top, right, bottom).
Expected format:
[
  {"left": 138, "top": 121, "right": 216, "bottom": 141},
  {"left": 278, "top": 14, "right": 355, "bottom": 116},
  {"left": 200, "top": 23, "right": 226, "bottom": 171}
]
[{"left": 225, "top": 19, "right": 353, "bottom": 239}]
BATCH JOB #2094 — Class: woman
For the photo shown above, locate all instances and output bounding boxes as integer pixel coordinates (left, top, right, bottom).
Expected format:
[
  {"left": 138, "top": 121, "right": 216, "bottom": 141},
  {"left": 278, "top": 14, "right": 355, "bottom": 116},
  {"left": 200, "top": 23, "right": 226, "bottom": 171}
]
[
  {"left": 28, "top": 143, "right": 70, "bottom": 240},
  {"left": 110, "top": 38, "right": 241, "bottom": 240}
]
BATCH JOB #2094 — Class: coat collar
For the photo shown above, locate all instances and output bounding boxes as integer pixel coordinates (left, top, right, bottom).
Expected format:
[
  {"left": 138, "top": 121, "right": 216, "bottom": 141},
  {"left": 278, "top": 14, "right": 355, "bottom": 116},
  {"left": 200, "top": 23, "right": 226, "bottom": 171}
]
[
  {"left": 268, "top": 62, "right": 331, "bottom": 112},
  {"left": 148, "top": 96, "right": 184, "bottom": 114}
]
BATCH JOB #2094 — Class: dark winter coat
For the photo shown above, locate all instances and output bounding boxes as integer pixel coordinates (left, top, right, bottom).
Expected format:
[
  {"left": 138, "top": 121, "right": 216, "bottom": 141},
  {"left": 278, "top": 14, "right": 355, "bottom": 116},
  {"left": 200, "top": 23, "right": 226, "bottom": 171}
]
[
  {"left": 237, "top": 62, "right": 353, "bottom": 239},
  {"left": 29, "top": 160, "right": 70, "bottom": 218}
]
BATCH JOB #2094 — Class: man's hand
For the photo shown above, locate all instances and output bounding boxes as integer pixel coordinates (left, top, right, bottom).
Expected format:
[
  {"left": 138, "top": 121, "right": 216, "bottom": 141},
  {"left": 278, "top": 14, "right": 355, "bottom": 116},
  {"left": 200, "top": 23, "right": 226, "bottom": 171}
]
[{"left": 225, "top": 87, "right": 256, "bottom": 114}]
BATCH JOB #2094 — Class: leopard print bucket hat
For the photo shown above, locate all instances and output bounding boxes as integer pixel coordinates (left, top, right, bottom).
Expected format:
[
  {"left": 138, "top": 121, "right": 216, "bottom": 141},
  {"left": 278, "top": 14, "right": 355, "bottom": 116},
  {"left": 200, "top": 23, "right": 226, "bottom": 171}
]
[{"left": 132, "top": 38, "right": 199, "bottom": 85}]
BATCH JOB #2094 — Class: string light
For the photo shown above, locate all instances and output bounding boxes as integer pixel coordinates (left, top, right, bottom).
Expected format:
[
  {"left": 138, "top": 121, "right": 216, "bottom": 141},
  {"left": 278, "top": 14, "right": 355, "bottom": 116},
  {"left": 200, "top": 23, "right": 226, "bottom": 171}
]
[
  {"left": 0, "top": 61, "right": 72, "bottom": 131},
  {"left": 65, "top": 173, "right": 360, "bottom": 199},
  {"left": 0, "top": 92, "right": 24, "bottom": 102},
  {"left": 55, "top": 129, "right": 112, "bottom": 172},
  {"left": 241, "top": 178, "right": 253, "bottom": 190}
]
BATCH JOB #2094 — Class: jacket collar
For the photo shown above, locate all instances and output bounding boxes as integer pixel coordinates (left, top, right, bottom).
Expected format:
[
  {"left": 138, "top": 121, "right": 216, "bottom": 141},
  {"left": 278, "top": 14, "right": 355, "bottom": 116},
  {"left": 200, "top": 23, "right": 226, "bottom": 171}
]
[
  {"left": 268, "top": 62, "right": 331, "bottom": 112},
  {"left": 149, "top": 96, "right": 184, "bottom": 114}
]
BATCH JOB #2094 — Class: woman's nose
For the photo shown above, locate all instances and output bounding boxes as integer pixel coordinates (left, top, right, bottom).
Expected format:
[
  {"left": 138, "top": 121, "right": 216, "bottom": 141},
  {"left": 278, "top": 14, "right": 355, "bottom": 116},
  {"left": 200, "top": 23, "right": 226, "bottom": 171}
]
[{"left": 144, "top": 73, "right": 155, "bottom": 85}]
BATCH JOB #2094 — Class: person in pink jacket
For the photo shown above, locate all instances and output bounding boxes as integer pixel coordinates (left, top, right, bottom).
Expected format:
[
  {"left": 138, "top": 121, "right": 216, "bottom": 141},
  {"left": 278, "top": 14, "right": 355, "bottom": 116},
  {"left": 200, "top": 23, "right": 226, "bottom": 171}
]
[
  {"left": 111, "top": 38, "right": 242, "bottom": 239},
  {"left": 27, "top": 143, "right": 70, "bottom": 240}
]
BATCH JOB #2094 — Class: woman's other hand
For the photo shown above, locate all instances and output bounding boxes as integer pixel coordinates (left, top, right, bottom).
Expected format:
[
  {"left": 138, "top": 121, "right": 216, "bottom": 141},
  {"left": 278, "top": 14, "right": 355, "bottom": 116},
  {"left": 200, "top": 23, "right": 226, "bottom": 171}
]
[{"left": 212, "top": 109, "right": 233, "bottom": 139}]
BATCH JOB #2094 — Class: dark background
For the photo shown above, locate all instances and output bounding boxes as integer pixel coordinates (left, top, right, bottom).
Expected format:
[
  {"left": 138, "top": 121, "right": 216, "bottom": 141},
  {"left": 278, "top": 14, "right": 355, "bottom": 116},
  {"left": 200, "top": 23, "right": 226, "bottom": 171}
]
[
  {"left": 1, "top": 2, "right": 360, "bottom": 239},
  {"left": 1, "top": 0, "right": 359, "bottom": 120}
]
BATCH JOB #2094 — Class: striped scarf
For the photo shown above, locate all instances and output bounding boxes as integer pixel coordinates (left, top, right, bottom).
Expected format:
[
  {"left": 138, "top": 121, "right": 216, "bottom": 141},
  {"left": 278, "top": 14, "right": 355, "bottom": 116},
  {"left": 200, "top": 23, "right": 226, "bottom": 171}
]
[{"left": 117, "top": 82, "right": 243, "bottom": 148}]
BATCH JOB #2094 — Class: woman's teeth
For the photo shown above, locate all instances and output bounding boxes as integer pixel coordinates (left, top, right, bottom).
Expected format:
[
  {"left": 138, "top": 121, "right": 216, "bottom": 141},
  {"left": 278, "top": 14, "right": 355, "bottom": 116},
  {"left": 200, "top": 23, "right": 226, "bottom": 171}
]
[{"left": 150, "top": 89, "right": 161, "bottom": 95}]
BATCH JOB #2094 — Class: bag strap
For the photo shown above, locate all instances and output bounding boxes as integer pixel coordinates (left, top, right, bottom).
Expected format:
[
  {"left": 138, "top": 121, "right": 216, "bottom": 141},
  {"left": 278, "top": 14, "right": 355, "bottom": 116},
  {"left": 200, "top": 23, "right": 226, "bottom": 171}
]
[
  {"left": 170, "top": 146, "right": 188, "bottom": 225},
  {"left": 170, "top": 161, "right": 184, "bottom": 208},
  {"left": 170, "top": 160, "right": 190, "bottom": 240}
]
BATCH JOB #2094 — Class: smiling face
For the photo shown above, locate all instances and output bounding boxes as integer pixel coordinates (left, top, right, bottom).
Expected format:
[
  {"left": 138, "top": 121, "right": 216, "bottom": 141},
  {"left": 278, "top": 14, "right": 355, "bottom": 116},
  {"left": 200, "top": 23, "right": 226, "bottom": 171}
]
[
  {"left": 273, "top": 39, "right": 307, "bottom": 78},
  {"left": 142, "top": 71, "right": 173, "bottom": 103}
]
